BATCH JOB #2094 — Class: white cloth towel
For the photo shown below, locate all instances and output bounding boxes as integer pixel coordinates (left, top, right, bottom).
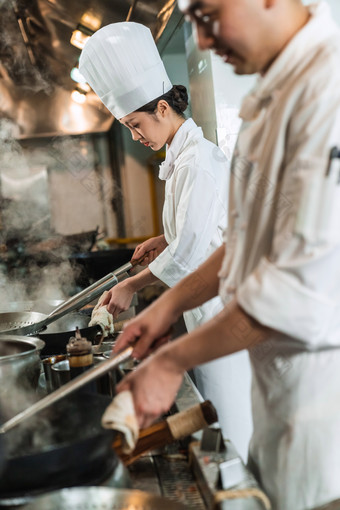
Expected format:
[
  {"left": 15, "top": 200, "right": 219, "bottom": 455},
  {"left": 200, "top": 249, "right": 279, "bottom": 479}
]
[
  {"left": 89, "top": 291, "right": 114, "bottom": 337},
  {"left": 101, "top": 390, "right": 139, "bottom": 454}
]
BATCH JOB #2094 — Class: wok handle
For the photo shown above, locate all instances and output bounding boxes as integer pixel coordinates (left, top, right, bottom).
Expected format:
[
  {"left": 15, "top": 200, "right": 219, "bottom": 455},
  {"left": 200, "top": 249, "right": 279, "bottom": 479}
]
[
  {"left": 113, "top": 400, "right": 218, "bottom": 465},
  {"left": 47, "top": 255, "right": 146, "bottom": 321},
  {"left": 47, "top": 274, "right": 119, "bottom": 320},
  {"left": 0, "top": 346, "right": 133, "bottom": 435}
]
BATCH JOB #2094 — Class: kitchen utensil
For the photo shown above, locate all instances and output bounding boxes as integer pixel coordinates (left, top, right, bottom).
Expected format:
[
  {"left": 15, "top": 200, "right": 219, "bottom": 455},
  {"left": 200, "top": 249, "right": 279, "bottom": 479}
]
[
  {"left": 0, "top": 258, "right": 141, "bottom": 337},
  {"left": 21, "top": 487, "right": 191, "bottom": 510},
  {"left": 113, "top": 400, "right": 218, "bottom": 465},
  {"left": 0, "top": 346, "right": 133, "bottom": 434},
  {"left": 0, "top": 393, "right": 122, "bottom": 499}
]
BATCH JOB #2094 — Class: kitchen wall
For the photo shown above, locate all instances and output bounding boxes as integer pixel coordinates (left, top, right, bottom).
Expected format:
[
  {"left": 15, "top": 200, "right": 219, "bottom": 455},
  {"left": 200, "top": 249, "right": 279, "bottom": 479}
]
[
  {"left": 0, "top": 127, "right": 118, "bottom": 238},
  {"left": 184, "top": 23, "right": 255, "bottom": 161}
]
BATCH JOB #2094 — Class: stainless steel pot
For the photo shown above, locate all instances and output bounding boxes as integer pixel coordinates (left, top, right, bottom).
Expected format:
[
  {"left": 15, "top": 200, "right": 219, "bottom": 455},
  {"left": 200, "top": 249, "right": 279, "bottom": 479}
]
[{"left": 0, "top": 336, "right": 45, "bottom": 404}]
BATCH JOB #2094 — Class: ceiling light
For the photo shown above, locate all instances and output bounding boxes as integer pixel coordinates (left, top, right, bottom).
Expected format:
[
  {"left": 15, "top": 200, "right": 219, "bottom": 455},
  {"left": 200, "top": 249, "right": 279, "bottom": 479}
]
[
  {"left": 76, "top": 82, "right": 91, "bottom": 94},
  {"left": 70, "top": 11, "right": 102, "bottom": 50},
  {"left": 71, "top": 89, "right": 86, "bottom": 104},
  {"left": 70, "top": 66, "right": 87, "bottom": 84},
  {"left": 80, "top": 11, "right": 102, "bottom": 32},
  {"left": 70, "top": 27, "right": 91, "bottom": 50}
]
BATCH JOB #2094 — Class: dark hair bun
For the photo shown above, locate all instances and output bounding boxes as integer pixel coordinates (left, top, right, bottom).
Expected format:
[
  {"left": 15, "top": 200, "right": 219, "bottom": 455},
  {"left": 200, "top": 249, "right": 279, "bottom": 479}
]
[
  {"left": 135, "top": 84, "right": 189, "bottom": 117},
  {"left": 172, "top": 85, "right": 188, "bottom": 114}
]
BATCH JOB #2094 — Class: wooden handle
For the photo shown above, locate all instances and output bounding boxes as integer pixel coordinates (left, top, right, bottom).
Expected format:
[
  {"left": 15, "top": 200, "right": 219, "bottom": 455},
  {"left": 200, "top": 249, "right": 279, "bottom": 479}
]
[{"left": 113, "top": 400, "right": 217, "bottom": 465}]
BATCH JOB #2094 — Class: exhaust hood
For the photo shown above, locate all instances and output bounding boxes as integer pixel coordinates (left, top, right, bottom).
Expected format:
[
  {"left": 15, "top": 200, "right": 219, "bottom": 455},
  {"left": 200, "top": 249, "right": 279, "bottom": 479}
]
[{"left": 0, "top": 0, "right": 178, "bottom": 139}]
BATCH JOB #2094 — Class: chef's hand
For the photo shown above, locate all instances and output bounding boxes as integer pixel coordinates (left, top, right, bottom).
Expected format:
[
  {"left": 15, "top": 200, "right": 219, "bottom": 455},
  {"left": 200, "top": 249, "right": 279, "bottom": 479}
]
[
  {"left": 101, "top": 279, "right": 135, "bottom": 318},
  {"left": 132, "top": 235, "right": 168, "bottom": 266},
  {"left": 113, "top": 298, "right": 176, "bottom": 359},
  {"left": 116, "top": 346, "right": 184, "bottom": 428}
]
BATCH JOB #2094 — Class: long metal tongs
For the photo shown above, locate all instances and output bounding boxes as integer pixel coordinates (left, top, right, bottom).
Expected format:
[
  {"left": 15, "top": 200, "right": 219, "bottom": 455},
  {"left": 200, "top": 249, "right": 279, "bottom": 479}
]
[
  {"left": 0, "top": 346, "right": 133, "bottom": 434},
  {"left": 1, "top": 258, "right": 142, "bottom": 336}
]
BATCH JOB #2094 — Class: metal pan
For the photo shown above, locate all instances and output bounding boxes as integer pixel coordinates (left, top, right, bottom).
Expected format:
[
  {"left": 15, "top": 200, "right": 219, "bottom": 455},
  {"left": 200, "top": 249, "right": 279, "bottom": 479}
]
[
  {"left": 0, "top": 259, "right": 137, "bottom": 336},
  {"left": 0, "top": 392, "right": 121, "bottom": 500}
]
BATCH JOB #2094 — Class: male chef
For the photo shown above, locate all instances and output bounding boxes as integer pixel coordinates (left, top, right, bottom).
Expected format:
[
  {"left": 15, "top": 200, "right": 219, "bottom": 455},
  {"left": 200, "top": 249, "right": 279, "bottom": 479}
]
[{"left": 113, "top": 1, "right": 340, "bottom": 508}]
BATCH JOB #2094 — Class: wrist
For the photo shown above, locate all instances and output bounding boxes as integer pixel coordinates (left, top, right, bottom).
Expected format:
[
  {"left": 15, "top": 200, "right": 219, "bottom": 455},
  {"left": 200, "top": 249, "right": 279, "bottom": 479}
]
[
  {"left": 122, "top": 276, "right": 138, "bottom": 293},
  {"left": 156, "top": 341, "right": 187, "bottom": 376}
]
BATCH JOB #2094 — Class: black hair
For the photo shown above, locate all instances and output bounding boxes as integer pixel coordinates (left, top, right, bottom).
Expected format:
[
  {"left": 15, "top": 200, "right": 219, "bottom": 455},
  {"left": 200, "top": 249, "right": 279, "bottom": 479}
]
[{"left": 136, "top": 85, "right": 188, "bottom": 118}]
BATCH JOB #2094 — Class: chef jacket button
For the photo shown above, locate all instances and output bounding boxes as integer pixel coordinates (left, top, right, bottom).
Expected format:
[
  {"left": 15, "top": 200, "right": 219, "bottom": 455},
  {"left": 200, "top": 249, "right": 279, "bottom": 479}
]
[
  {"left": 227, "top": 285, "right": 236, "bottom": 293},
  {"left": 231, "top": 209, "right": 239, "bottom": 218}
]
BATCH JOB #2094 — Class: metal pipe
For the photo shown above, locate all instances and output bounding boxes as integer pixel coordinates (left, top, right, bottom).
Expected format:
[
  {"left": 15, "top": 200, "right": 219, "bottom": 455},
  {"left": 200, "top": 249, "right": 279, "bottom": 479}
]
[{"left": 126, "top": 0, "right": 139, "bottom": 22}]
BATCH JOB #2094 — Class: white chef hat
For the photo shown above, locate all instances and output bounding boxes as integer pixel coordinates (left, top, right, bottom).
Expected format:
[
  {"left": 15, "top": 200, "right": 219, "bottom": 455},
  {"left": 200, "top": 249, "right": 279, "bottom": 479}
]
[{"left": 79, "top": 22, "right": 173, "bottom": 119}]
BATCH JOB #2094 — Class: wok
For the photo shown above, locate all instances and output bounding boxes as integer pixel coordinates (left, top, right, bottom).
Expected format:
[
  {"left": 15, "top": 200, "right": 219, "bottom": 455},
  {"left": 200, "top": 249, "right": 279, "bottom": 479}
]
[
  {"left": 0, "top": 392, "right": 120, "bottom": 499},
  {"left": 69, "top": 248, "right": 135, "bottom": 283},
  {"left": 0, "top": 257, "right": 138, "bottom": 336},
  {"left": 38, "top": 312, "right": 102, "bottom": 356}
]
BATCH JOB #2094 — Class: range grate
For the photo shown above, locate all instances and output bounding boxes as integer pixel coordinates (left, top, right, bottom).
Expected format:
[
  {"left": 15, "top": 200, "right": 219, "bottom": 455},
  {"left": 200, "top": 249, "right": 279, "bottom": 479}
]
[{"left": 154, "top": 454, "right": 205, "bottom": 509}]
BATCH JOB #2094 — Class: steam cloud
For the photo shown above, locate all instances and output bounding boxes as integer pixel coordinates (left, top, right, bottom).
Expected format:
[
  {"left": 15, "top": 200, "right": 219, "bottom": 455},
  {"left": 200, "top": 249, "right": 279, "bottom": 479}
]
[{"left": 0, "top": 118, "right": 83, "bottom": 307}]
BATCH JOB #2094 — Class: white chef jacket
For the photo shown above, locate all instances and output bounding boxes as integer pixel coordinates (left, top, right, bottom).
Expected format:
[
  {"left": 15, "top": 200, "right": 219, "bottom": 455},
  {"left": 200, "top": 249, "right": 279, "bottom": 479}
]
[
  {"left": 149, "top": 118, "right": 253, "bottom": 460},
  {"left": 219, "top": 3, "right": 340, "bottom": 509}
]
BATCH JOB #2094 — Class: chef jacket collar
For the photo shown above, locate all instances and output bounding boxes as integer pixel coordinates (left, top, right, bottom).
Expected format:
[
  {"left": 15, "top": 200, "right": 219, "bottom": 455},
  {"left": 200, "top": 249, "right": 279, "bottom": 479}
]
[
  {"left": 159, "top": 118, "right": 198, "bottom": 180},
  {"left": 240, "top": 2, "right": 339, "bottom": 121}
]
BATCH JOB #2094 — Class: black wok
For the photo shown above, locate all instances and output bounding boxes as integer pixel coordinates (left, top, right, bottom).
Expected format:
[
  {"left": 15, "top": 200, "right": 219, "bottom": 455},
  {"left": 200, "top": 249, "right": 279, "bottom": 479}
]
[
  {"left": 38, "top": 312, "right": 103, "bottom": 356},
  {"left": 69, "top": 248, "right": 135, "bottom": 283},
  {"left": 0, "top": 392, "right": 120, "bottom": 498}
]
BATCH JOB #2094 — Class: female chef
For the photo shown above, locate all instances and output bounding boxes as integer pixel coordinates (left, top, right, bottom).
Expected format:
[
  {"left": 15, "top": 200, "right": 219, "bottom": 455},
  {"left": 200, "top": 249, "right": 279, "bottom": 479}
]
[{"left": 79, "top": 21, "right": 252, "bottom": 459}]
